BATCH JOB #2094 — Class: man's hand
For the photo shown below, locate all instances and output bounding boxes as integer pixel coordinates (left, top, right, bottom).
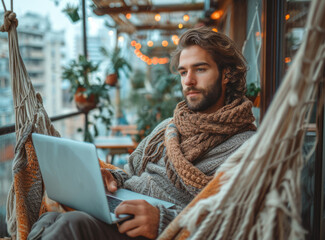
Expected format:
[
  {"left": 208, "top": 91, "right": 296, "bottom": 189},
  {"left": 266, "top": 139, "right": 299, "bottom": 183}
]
[
  {"left": 115, "top": 200, "right": 160, "bottom": 239},
  {"left": 100, "top": 169, "right": 117, "bottom": 193}
]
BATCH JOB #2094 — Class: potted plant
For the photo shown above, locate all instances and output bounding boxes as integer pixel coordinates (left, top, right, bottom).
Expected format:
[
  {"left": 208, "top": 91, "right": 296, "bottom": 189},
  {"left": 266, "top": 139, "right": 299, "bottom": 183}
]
[
  {"left": 100, "top": 47, "right": 132, "bottom": 86},
  {"left": 62, "top": 3, "right": 80, "bottom": 23},
  {"left": 62, "top": 55, "right": 113, "bottom": 142},
  {"left": 246, "top": 82, "right": 261, "bottom": 108}
]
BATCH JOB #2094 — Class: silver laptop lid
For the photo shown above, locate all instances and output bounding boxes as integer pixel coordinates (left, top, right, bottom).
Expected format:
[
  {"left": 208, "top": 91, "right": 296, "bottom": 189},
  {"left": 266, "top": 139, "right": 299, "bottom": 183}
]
[{"left": 32, "top": 133, "right": 112, "bottom": 224}]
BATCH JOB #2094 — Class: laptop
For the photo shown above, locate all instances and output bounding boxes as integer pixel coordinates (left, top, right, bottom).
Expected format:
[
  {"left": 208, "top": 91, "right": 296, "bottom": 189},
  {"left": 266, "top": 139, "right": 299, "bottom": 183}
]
[{"left": 32, "top": 133, "right": 174, "bottom": 224}]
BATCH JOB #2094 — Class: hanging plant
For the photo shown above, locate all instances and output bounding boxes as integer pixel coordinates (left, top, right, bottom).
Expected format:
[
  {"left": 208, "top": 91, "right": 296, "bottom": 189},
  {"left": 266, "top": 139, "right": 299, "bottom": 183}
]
[
  {"left": 62, "top": 3, "right": 80, "bottom": 23},
  {"left": 100, "top": 47, "right": 132, "bottom": 86},
  {"left": 62, "top": 55, "right": 113, "bottom": 142}
]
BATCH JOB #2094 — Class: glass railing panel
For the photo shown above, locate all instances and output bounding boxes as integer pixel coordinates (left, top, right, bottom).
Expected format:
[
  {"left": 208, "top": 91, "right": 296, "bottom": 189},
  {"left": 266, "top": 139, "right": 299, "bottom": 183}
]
[{"left": 0, "top": 133, "right": 15, "bottom": 237}]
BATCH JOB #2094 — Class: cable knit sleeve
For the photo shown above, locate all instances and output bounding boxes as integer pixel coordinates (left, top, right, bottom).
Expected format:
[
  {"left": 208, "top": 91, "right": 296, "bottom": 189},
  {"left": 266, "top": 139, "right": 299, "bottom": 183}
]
[
  {"left": 108, "top": 169, "right": 129, "bottom": 187},
  {"left": 156, "top": 205, "right": 183, "bottom": 235}
]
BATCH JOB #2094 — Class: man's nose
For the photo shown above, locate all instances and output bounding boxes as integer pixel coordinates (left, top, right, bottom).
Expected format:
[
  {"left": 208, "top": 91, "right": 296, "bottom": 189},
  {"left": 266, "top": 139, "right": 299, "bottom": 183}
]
[{"left": 184, "top": 70, "right": 196, "bottom": 86}]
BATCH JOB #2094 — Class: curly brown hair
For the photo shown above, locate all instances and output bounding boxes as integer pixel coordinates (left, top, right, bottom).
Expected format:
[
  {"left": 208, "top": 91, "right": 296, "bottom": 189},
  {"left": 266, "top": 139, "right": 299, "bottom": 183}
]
[{"left": 170, "top": 27, "right": 247, "bottom": 105}]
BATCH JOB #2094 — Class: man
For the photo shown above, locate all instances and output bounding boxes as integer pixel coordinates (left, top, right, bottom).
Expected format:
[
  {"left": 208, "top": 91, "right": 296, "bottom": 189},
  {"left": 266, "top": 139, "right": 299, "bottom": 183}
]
[{"left": 28, "top": 27, "right": 256, "bottom": 240}]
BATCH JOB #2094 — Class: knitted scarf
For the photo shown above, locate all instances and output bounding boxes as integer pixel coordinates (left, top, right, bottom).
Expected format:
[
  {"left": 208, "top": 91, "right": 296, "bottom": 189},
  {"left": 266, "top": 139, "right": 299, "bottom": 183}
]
[{"left": 140, "top": 97, "right": 257, "bottom": 192}]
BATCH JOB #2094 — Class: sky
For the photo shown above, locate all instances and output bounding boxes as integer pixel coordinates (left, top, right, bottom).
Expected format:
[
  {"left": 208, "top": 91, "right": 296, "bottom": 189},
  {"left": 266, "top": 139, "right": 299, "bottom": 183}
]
[
  {"left": 13, "top": 0, "right": 75, "bottom": 31},
  {"left": 12, "top": 0, "right": 104, "bottom": 60}
]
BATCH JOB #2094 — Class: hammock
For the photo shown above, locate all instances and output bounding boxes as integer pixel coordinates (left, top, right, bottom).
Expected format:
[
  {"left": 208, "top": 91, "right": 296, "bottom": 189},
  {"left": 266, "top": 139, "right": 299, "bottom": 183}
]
[
  {"left": 159, "top": 0, "right": 325, "bottom": 239},
  {"left": 0, "top": 1, "right": 116, "bottom": 239}
]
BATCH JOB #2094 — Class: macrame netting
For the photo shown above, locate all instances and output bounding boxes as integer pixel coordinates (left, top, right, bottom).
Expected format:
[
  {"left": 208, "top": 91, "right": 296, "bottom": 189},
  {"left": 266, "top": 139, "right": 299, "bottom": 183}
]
[
  {"left": 1, "top": 1, "right": 60, "bottom": 239},
  {"left": 158, "top": 0, "right": 325, "bottom": 239}
]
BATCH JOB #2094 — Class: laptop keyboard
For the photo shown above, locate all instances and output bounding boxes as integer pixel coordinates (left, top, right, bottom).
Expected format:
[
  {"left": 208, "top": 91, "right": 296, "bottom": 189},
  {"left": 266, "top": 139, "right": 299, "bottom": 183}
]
[{"left": 106, "top": 195, "right": 123, "bottom": 213}]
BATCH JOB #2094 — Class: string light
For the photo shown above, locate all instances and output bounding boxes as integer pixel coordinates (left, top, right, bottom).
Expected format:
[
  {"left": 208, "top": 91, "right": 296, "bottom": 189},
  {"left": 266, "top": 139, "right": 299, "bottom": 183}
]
[
  {"left": 155, "top": 13, "right": 161, "bottom": 22},
  {"left": 178, "top": 23, "right": 183, "bottom": 29},
  {"left": 162, "top": 40, "right": 168, "bottom": 47},
  {"left": 118, "top": 36, "right": 124, "bottom": 42},
  {"left": 210, "top": 10, "right": 223, "bottom": 20},
  {"left": 135, "top": 43, "right": 142, "bottom": 49},
  {"left": 183, "top": 14, "right": 189, "bottom": 22},
  {"left": 126, "top": 13, "right": 132, "bottom": 19},
  {"left": 171, "top": 35, "right": 179, "bottom": 45},
  {"left": 171, "top": 35, "right": 178, "bottom": 41},
  {"left": 108, "top": 30, "right": 114, "bottom": 36},
  {"left": 147, "top": 41, "right": 153, "bottom": 47},
  {"left": 285, "top": 57, "right": 291, "bottom": 63},
  {"left": 285, "top": 14, "right": 290, "bottom": 20},
  {"left": 131, "top": 40, "right": 169, "bottom": 65}
]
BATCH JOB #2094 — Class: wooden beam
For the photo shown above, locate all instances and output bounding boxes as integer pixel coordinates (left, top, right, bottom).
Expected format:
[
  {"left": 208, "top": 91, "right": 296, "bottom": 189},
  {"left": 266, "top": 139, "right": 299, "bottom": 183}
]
[
  {"left": 93, "top": 3, "right": 204, "bottom": 15},
  {"left": 230, "top": 0, "right": 247, "bottom": 50},
  {"left": 135, "top": 24, "right": 192, "bottom": 31}
]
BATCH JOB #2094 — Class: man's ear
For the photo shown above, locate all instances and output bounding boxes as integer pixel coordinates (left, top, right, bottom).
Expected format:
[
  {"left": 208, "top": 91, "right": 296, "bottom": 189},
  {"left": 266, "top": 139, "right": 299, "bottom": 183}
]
[{"left": 222, "top": 68, "right": 231, "bottom": 84}]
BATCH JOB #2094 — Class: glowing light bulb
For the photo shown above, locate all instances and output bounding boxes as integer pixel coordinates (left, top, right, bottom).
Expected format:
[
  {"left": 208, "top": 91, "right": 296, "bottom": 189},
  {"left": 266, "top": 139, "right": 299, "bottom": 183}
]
[
  {"left": 118, "top": 36, "right": 124, "bottom": 42},
  {"left": 211, "top": 10, "right": 223, "bottom": 20},
  {"left": 285, "top": 57, "right": 291, "bottom": 63},
  {"left": 183, "top": 14, "right": 189, "bottom": 22},
  {"left": 162, "top": 40, "right": 168, "bottom": 47},
  {"left": 178, "top": 23, "right": 183, "bottom": 29},
  {"left": 135, "top": 43, "right": 142, "bottom": 49},
  {"left": 173, "top": 39, "right": 179, "bottom": 45},
  {"left": 147, "top": 41, "right": 153, "bottom": 47},
  {"left": 126, "top": 13, "right": 132, "bottom": 19},
  {"left": 171, "top": 35, "right": 178, "bottom": 41},
  {"left": 155, "top": 14, "right": 161, "bottom": 22}
]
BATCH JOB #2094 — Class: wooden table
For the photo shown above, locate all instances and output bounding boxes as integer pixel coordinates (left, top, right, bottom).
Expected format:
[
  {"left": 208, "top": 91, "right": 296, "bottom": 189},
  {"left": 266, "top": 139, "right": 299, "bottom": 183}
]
[{"left": 94, "top": 136, "right": 136, "bottom": 164}]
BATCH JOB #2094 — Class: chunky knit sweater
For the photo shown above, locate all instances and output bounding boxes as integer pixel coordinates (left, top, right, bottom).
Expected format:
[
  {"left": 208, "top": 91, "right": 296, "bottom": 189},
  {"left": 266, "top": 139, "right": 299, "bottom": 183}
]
[{"left": 109, "top": 118, "right": 255, "bottom": 234}]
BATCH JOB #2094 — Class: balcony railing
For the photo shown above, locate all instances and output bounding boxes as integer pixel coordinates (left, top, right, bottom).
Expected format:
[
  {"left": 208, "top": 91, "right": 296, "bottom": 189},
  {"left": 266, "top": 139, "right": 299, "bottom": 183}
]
[{"left": 0, "top": 110, "right": 86, "bottom": 237}]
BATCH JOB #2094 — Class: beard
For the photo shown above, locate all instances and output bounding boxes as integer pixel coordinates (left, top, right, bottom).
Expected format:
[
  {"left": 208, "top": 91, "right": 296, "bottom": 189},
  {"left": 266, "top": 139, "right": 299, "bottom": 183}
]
[{"left": 183, "top": 75, "right": 222, "bottom": 112}]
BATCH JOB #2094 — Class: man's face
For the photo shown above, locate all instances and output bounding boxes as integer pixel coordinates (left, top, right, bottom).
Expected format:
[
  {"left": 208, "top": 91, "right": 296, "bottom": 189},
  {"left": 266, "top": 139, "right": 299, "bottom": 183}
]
[{"left": 177, "top": 45, "right": 225, "bottom": 113}]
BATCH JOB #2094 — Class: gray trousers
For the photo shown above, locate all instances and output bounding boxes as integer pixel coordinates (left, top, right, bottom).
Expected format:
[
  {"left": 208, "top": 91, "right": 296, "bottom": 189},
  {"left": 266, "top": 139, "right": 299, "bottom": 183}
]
[{"left": 27, "top": 211, "right": 150, "bottom": 240}]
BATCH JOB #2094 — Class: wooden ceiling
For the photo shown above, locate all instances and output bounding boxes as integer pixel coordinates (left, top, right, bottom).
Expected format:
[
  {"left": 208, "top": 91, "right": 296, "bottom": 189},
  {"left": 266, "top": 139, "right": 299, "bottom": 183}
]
[{"left": 91, "top": 0, "right": 206, "bottom": 35}]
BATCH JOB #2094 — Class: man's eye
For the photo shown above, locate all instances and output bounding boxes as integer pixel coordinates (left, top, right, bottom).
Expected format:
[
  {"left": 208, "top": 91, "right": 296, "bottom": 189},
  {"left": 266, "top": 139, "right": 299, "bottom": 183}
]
[
  {"left": 179, "top": 71, "right": 187, "bottom": 76},
  {"left": 197, "top": 68, "right": 206, "bottom": 72}
]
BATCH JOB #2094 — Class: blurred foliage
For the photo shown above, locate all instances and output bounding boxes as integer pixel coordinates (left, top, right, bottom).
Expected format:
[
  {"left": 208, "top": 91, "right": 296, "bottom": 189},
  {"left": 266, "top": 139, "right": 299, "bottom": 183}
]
[
  {"left": 125, "top": 66, "right": 182, "bottom": 142},
  {"left": 246, "top": 82, "right": 261, "bottom": 97},
  {"left": 100, "top": 47, "right": 132, "bottom": 79},
  {"left": 131, "top": 69, "right": 146, "bottom": 89}
]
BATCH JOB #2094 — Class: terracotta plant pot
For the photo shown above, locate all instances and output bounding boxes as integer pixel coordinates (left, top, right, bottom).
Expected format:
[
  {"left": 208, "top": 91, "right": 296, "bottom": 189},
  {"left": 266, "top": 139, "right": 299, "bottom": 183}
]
[
  {"left": 253, "top": 94, "right": 260, "bottom": 108},
  {"left": 247, "top": 94, "right": 260, "bottom": 108},
  {"left": 105, "top": 73, "right": 118, "bottom": 86},
  {"left": 74, "top": 87, "right": 98, "bottom": 112}
]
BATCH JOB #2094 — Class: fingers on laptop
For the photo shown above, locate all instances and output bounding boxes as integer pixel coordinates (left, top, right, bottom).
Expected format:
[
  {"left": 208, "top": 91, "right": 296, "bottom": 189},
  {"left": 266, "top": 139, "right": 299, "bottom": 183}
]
[
  {"left": 100, "top": 169, "right": 117, "bottom": 192},
  {"left": 115, "top": 200, "right": 159, "bottom": 239}
]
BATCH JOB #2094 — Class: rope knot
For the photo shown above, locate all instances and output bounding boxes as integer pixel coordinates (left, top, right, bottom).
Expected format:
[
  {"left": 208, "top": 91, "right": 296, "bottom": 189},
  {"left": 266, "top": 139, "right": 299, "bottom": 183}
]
[{"left": 0, "top": 11, "right": 18, "bottom": 32}]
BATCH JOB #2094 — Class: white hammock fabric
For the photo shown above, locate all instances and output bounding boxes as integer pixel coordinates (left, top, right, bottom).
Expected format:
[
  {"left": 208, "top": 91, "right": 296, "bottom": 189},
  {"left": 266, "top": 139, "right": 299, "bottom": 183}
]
[{"left": 175, "top": 0, "right": 325, "bottom": 239}]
